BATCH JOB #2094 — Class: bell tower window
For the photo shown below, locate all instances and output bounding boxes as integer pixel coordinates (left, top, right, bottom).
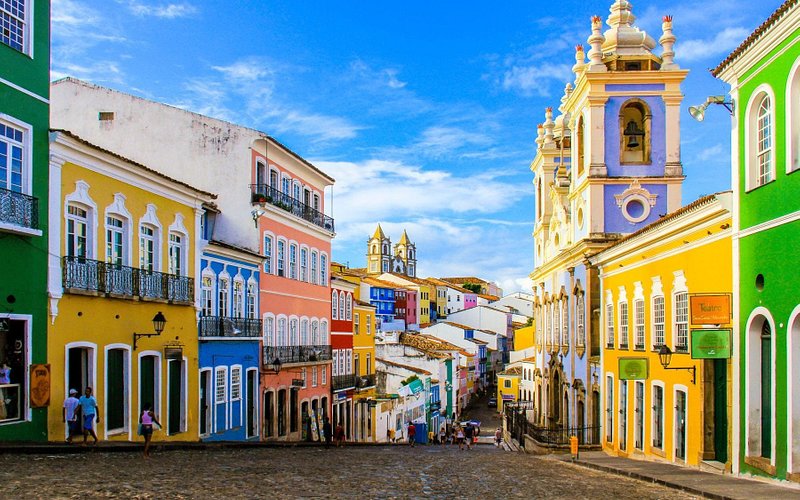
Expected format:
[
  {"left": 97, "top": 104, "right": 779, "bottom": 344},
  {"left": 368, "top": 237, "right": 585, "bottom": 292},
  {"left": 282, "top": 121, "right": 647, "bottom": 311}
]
[{"left": 619, "top": 100, "right": 651, "bottom": 165}]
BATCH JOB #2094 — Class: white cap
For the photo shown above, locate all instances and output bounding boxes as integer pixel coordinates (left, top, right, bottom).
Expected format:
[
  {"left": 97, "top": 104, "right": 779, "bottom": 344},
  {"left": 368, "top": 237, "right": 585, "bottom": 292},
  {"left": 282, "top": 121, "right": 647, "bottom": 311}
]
[{"left": 69, "top": 389, "right": 78, "bottom": 395}]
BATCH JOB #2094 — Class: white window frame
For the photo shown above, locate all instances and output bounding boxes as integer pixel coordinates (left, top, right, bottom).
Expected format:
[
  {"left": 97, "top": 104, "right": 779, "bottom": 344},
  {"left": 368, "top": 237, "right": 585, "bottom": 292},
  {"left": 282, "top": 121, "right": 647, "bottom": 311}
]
[
  {"left": 787, "top": 57, "right": 800, "bottom": 174},
  {"left": 339, "top": 291, "right": 346, "bottom": 320},
  {"left": 0, "top": 0, "right": 31, "bottom": 54},
  {"left": 346, "top": 294, "right": 352, "bottom": 321},
  {"left": 263, "top": 233, "right": 274, "bottom": 274},
  {"left": 672, "top": 271, "right": 688, "bottom": 352},
  {"left": 233, "top": 277, "right": 245, "bottom": 318},
  {"left": 300, "top": 318, "right": 309, "bottom": 345},
  {"left": 247, "top": 278, "right": 257, "bottom": 319},
  {"left": 64, "top": 181, "right": 97, "bottom": 259},
  {"left": 230, "top": 365, "right": 242, "bottom": 402},
  {"left": 201, "top": 269, "right": 214, "bottom": 317},
  {"left": 311, "top": 251, "right": 318, "bottom": 285},
  {"left": 651, "top": 380, "right": 665, "bottom": 450},
  {"left": 138, "top": 204, "right": 162, "bottom": 272},
  {"left": 0, "top": 115, "right": 32, "bottom": 195},
  {"left": 264, "top": 314, "right": 275, "bottom": 346},
  {"left": 217, "top": 274, "right": 230, "bottom": 318},
  {"left": 215, "top": 366, "right": 228, "bottom": 432},
  {"left": 576, "top": 291, "right": 585, "bottom": 348},
  {"left": 744, "top": 85, "right": 777, "bottom": 191},
  {"left": 166, "top": 214, "right": 188, "bottom": 276},
  {"left": 289, "top": 242, "right": 298, "bottom": 280},
  {"left": 673, "top": 384, "right": 689, "bottom": 463},
  {"left": 633, "top": 282, "right": 645, "bottom": 350},
  {"left": 103, "top": 344, "right": 131, "bottom": 437},
  {"left": 277, "top": 316, "right": 287, "bottom": 346},
  {"left": 618, "top": 287, "right": 628, "bottom": 349},
  {"left": 139, "top": 224, "right": 157, "bottom": 272},
  {"left": 320, "top": 253, "right": 328, "bottom": 286},
  {"left": 66, "top": 204, "right": 89, "bottom": 259},
  {"left": 331, "top": 291, "right": 338, "bottom": 320},
  {"left": 276, "top": 239, "right": 286, "bottom": 277},
  {"left": 104, "top": 194, "right": 133, "bottom": 266},
  {"left": 300, "top": 246, "right": 308, "bottom": 282}
]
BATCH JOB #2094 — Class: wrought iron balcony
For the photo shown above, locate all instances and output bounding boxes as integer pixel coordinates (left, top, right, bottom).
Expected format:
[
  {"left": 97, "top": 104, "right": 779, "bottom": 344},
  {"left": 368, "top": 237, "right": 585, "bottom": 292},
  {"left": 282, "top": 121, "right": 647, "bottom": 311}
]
[
  {"left": 199, "top": 316, "right": 262, "bottom": 338},
  {"left": 332, "top": 374, "right": 356, "bottom": 391},
  {"left": 262, "top": 344, "right": 332, "bottom": 367},
  {"left": 355, "top": 373, "right": 376, "bottom": 390},
  {"left": 0, "top": 187, "right": 38, "bottom": 230},
  {"left": 249, "top": 184, "right": 334, "bottom": 233},
  {"left": 62, "top": 256, "right": 194, "bottom": 303}
]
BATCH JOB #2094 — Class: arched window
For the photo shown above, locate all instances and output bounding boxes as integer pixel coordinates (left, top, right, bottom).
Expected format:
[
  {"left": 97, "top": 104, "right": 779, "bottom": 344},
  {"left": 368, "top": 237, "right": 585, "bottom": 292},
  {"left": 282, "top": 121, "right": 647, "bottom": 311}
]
[
  {"left": 747, "top": 312, "right": 774, "bottom": 460},
  {"left": 346, "top": 294, "right": 352, "bottom": 320},
  {"left": 289, "top": 243, "right": 297, "bottom": 279},
  {"left": 264, "top": 314, "right": 275, "bottom": 346},
  {"left": 289, "top": 318, "right": 298, "bottom": 345},
  {"left": 619, "top": 100, "right": 651, "bottom": 164},
  {"left": 320, "top": 321, "right": 329, "bottom": 345},
  {"left": 218, "top": 276, "right": 229, "bottom": 317},
  {"left": 311, "top": 320, "right": 319, "bottom": 345},
  {"left": 247, "top": 280, "right": 257, "bottom": 319},
  {"left": 576, "top": 115, "right": 585, "bottom": 176},
  {"left": 338, "top": 291, "right": 345, "bottom": 319},
  {"left": 301, "top": 319, "right": 309, "bottom": 345},
  {"left": 746, "top": 87, "right": 776, "bottom": 190},
  {"left": 277, "top": 317, "right": 287, "bottom": 346},
  {"left": 561, "top": 298, "right": 569, "bottom": 346},
  {"left": 789, "top": 59, "right": 800, "bottom": 173},
  {"left": 331, "top": 291, "right": 338, "bottom": 319},
  {"left": 233, "top": 278, "right": 245, "bottom": 318},
  {"left": 201, "top": 271, "right": 214, "bottom": 317},
  {"left": 66, "top": 204, "right": 89, "bottom": 259}
]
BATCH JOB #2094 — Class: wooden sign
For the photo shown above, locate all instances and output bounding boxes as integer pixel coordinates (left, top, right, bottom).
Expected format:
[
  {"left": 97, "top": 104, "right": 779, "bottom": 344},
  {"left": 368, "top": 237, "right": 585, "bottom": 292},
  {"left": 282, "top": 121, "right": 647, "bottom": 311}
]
[
  {"left": 29, "top": 364, "right": 50, "bottom": 408},
  {"left": 690, "top": 294, "right": 731, "bottom": 324}
]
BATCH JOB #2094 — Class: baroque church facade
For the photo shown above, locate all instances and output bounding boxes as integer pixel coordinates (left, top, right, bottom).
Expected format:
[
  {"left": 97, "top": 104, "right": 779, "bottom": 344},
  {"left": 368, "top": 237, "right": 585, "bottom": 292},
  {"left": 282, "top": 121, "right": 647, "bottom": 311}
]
[
  {"left": 366, "top": 224, "right": 417, "bottom": 278},
  {"left": 529, "top": 0, "right": 686, "bottom": 438}
]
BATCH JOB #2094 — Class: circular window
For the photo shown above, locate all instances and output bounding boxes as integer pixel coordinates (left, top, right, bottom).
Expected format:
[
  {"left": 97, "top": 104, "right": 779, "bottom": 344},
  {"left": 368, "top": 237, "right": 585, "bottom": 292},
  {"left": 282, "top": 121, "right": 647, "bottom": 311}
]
[
  {"left": 755, "top": 274, "right": 765, "bottom": 291},
  {"left": 577, "top": 207, "right": 585, "bottom": 229},
  {"left": 621, "top": 195, "right": 651, "bottom": 223}
]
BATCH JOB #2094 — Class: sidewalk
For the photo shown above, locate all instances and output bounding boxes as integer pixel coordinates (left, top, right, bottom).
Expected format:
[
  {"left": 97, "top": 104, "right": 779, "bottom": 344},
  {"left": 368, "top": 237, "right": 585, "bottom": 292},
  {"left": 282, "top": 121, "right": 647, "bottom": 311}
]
[{"left": 550, "top": 451, "right": 800, "bottom": 500}]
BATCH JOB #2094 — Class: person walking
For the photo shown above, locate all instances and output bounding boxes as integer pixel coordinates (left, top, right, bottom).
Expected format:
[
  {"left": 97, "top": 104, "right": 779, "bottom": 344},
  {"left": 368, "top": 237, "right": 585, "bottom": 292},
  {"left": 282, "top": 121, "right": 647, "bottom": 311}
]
[
  {"left": 439, "top": 426, "right": 446, "bottom": 446},
  {"left": 140, "top": 405, "right": 161, "bottom": 459},
  {"left": 79, "top": 387, "right": 99, "bottom": 445},
  {"left": 62, "top": 389, "right": 80, "bottom": 443},
  {"left": 334, "top": 422, "right": 345, "bottom": 447},
  {"left": 322, "top": 417, "right": 333, "bottom": 449},
  {"left": 464, "top": 423, "right": 475, "bottom": 450},
  {"left": 456, "top": 425, "right": 465, "bottom": 450},
  {"left": 494, "top": 427, "right": 503, "bottom": 447},
  {"left": 407, "top": 421, "right": 416, "bottom": 447}
]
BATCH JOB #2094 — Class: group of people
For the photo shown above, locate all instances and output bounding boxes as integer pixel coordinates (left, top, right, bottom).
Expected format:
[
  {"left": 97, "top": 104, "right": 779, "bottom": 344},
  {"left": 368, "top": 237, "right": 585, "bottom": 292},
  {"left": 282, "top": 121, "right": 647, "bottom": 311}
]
[
  {"left": 62, "top": 387, "right": 161, "bottom": 458},
  {"left": 322, "top": 417, "right": 346, "bottom": 448}
]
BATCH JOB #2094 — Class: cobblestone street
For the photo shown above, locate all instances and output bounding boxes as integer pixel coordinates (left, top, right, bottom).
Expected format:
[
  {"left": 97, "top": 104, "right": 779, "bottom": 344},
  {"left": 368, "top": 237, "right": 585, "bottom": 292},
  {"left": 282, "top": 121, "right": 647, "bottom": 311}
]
[{"left": 0, "top": 445, "right": 694, "bottom": 499}]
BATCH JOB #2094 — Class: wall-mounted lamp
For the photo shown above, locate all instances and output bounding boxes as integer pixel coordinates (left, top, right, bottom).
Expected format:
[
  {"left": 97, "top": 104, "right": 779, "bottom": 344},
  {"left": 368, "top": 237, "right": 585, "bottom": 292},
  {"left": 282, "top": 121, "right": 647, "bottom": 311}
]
[
  {"left": 658, "top": 345, "right": 696, "bottom": 384},
  {"left": 251, "top": 209, "right": 267, "bottom": 228},
  {"left": 133, "top": 312, "right": 167, "bottom": 350},
  {"left": 266, "top": 356, "right": 282, "bottom": 373},
  {"left": 688, "top": 95, "right": 734, "bottom": 122}
]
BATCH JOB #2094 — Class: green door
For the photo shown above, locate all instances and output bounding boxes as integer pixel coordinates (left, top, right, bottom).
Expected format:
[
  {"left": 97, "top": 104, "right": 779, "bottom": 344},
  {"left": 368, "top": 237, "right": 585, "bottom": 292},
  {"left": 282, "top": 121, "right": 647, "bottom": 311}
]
[
  {"left": 760, "top": 324, "right": 772, "bottom": 459},
  {"left": 140, "top": 356, "right": 155, "bottom": 415},
  {"left": 713, "top": 359, "right": 728, "bottom": 463},
  {"left": 168, "top": 360, "right": 182, "bottom": 434},
  {"left": 107, "top": 349, "right": 125, "bottom": 430}
]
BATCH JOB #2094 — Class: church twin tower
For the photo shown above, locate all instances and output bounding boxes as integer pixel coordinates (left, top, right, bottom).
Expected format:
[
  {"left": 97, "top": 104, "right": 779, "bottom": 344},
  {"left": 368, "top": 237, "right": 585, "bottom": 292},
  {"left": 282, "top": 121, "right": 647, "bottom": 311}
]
[{"left": 366, "top": 224, "right": 417, "bottom": 278}]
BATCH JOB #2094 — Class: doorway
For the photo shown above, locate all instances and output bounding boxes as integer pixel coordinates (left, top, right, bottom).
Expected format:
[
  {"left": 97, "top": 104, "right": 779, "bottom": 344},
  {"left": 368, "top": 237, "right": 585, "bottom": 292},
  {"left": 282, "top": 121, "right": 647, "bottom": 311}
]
[
  {"left": 713, "top": 359, "right": 728, "bottom": 463},
  {"left": 67, "top": 346, "right": 93, "bottom": 396},
  {"left": 168, "top": 359, "right": 183, "bottom": 435},
  {"left": 246, "top": 370, "right": 257, "bottom": 438},
  {"left": 200, "top": 370, "right": 211, "bottom": 436},
  {"left": 675, "top": 389, "right": 687, "bottom": 460},
  {"left": 619, "top": 380, "right": 627, "bottom": 451}
]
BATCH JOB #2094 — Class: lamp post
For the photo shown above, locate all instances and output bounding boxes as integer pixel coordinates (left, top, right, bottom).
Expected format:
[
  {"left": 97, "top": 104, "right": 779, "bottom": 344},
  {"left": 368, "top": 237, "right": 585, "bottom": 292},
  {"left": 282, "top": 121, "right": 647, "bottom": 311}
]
[
  {"left": 688, "top": 95, "right": 734, "bottom": 122},
  {"left": 657, "top": 345, "right": 696, "bottom": 384},
  {"left": 267, "top": 357, "right": 282, "bottom": 374},
  {"left": 133, "top": 312, "right": 167, "bottom": 350}
]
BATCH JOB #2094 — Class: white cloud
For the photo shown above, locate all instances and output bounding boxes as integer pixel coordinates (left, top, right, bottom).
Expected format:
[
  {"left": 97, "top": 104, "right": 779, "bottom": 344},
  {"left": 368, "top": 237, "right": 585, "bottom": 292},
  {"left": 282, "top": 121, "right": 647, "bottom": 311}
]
[
  {"left": 121, "top": 0, "right": 198, "bottom": 18},
  {"left": 696, "top": 144, "right": 725, "bottom": 162},
  {"left": 414, "top": 126, "right": 493, "bottom": 157},
  {"left": 501, "top": 63, "right": 574, "bottom": 96},
  {"left": 677, "top": 27, "right": 751, "bottom": 62}
]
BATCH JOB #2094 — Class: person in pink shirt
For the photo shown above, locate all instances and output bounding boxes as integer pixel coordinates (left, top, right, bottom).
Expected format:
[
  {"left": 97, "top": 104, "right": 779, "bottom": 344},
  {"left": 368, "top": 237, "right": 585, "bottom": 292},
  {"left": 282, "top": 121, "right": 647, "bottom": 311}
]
[{"left": 140, "top": 404, "right": 161, "bottom": 459}]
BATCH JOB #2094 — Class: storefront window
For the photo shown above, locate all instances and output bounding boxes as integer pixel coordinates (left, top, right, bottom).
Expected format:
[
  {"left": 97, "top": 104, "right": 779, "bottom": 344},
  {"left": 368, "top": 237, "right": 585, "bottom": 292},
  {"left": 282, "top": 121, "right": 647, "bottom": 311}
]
[{"left": 0, "top": 319, "right": 27, "bottom": 423}]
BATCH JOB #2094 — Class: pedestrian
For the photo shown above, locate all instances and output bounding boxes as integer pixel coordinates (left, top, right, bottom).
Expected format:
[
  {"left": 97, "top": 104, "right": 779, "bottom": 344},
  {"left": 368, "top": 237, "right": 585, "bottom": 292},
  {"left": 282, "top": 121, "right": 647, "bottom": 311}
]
[
  {"left": 456, "top": 425, "right": 465, "bottom": 450},
  {"left": 407, "top": 421, "right": 416, "bottom": 447},
  {"left": 79, "top": 387, "right": 99, "bottom": 446},
  {"left": 323, "top": 417, "right": 333, "bottom": 449},
  {"left": 494, "top": 427, "right": 502, "bottom": 447},
  {"left": 62, "top": 389, "right": 80, "bottom": 443},
  {"left": 334, "top": 422, "right": 345, "bottom": 447},
  {"left": 139, "top": 404, "right": 161, "bottom": 459},
  {"left": 439, "top": 426, "right": 446, "bottom": 446},
  {"left": 464, "top": 423, "right": 474, "bottom": 450}
]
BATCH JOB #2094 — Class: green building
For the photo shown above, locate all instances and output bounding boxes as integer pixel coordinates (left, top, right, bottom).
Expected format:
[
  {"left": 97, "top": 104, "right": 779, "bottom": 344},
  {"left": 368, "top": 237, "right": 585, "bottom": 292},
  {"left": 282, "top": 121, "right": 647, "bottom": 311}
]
[
  {"left": 0, "top": 0, "right": 50, "bottom": 440},
  {"left": 713, "top": 0, "right": 800, "bottom": 482}
]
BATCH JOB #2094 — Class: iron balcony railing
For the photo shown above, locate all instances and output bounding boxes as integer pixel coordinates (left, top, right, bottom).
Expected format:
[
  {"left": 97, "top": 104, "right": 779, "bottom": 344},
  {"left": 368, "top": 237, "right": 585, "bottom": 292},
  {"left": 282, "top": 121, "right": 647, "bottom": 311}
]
[
  {"left": 0, "top": 187, "right": 38, "bottom": 230},
  {"left": 62, "top": 256, "right": 194, "bottom": 303},
  {"left": 198, "top": 316, "right": 262, "bottom": 338},
  {"left": 262, "top": 344, "right": 332, "bottom": 367},
  {"left": 332, "top": 374, "right": 356, "bottom": 391},
  {"left": 529, "top": 424, "right": 601, "bottom": 446},
  {"left": 249, "top": 184, "right": 335, "bottom": 233}
]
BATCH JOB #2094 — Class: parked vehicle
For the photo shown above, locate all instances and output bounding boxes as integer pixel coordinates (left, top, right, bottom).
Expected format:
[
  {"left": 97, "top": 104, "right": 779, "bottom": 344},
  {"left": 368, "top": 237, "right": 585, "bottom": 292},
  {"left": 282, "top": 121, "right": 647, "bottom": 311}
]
[{"left": 488, "top": 397, "right": 497, "bottom": 408}]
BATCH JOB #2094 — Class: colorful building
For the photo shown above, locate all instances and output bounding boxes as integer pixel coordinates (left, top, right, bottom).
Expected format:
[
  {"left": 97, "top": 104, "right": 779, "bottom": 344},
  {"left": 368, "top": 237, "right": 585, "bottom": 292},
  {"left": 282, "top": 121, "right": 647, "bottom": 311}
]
[
  {"left": 0, "top": 0, "right": 49, "bottom": 441},
  {"left": 712, "top": 0, "right": 800, "bottom": 481},
  {"left": 530, "top": 2, "right": 686, "bottom": 437},
  {"left": 331, "top": 276, "right": 356, "bottom": 439},
  {"left": 591, "top": 193, "right": 733, "bottom": 469},
  {"left": 47, "top": 130, "right": 215, "bottom": 441},
  {"left": 198, "top": 241, "right": 262, "bottom": 441},
  {"left": 497, "top": 366, "right": 521, "bottom": 414},
  {"left": 352, "top": 299, "right": 377, "bottom": 441}
]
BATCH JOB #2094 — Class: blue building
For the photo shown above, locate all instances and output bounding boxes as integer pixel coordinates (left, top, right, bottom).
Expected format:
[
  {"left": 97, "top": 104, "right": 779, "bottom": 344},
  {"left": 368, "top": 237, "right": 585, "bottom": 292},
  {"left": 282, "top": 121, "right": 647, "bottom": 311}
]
[
  {"left": 530, "top": 1, "right": 686, "bottom": 438},
  {"left": 364, "top": 278, "right": 403, "bottom": 332},
  {"left": 198, "top": 240, "right": 263, "bottom": 441}
]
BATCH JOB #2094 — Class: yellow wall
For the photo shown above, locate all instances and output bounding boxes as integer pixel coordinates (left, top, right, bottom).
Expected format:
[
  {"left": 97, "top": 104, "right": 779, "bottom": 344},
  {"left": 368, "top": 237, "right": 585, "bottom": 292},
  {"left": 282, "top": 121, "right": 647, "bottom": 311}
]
[
  {"left": 418, "top": 283, "right": 433, "bottom": 325},
  {"left": 599, "top": 208, "right": 732, "bottom": 467},
  {"left": 48, "top": 158, "right": 203, "bottom": 442},
  {"left": 497, "top": 374, "right": 519, "bottom": 413},
  {"left": 513, "top": 325, "right": 535, "bottom": 351},
  {"left": 353, "top": 304, "right": 376, "bottom": 375}
]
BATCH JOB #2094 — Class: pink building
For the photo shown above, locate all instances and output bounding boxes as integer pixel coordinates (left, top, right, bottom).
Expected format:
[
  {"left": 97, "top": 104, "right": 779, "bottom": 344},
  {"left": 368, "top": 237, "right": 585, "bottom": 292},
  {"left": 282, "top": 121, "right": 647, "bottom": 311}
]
[{"left": 253, "top": 138, "right": 336, "bottom": 442}]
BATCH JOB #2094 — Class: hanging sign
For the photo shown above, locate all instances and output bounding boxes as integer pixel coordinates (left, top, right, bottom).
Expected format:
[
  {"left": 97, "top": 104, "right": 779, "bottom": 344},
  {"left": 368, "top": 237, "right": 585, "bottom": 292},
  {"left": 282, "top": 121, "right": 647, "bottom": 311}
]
[
  {"left": 690, "top": 294, "right": 731, "bottom": 324},
  {"left": 29, "top": 364, "right": 50, "bottom": 408},
  {"left": 691, "top": 329, "right": 732, "bottom": 359},
  {"left": 618, "top": 358, "right": 648, "bottom": 380}
]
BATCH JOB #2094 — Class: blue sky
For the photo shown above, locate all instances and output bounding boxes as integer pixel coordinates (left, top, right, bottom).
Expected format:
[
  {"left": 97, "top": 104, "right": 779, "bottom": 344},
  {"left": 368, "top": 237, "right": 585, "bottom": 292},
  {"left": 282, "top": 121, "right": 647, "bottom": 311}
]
[{"left": 51, "top": 0, "right": 780, "bottom": 293}]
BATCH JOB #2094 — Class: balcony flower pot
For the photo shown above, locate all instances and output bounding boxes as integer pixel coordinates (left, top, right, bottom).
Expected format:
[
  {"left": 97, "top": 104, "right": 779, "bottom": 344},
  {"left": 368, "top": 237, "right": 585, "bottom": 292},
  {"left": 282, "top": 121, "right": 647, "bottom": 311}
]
[{"left": 251, "top": 193, "right": 268, "bottom": 204}]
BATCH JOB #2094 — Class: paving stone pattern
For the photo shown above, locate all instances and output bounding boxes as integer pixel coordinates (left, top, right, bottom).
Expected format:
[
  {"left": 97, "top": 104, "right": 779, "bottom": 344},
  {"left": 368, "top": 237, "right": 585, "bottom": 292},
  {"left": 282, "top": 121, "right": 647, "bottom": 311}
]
[{"left": 0, "top": 445, "right": 695, "bottom": 499}]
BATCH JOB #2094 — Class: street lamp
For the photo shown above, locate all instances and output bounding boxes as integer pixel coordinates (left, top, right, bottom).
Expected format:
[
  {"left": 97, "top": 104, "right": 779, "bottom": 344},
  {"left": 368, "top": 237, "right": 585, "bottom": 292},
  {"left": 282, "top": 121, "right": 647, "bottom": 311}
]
[
  {"left": 133, "top": 312, "right": 167, "bottom": 350},
  {"left": 657, "top": 345, "right": 696, "bottom": 384},
  {"left": 688, "top": 95, "right": 734, "bottom": 122},
  {"left": 267, "top": 357, "right": 282, "bottom": 373}
]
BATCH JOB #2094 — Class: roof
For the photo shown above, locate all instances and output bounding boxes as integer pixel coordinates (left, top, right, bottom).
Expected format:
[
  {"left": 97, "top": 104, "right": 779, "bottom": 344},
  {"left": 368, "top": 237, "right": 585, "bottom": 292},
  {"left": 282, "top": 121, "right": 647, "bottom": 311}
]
[
  {"left": 424, "top": 277, "right": 472, "bottom": 294},
  {"left": 440, "top": 277, "right": 489, "bottom": 285},
  {"left": 499, "top": 366, "right": 522, "bottom": 376},
  {"left": 478, "top": 293, "right": 500, "bottom": 301},
  {"left": 712, "top": 0, "right": 798, "bottom": 76},
  {"left": 397, "top": 230, "right": 411, "bottom": 245},
  {"left": 51, "top": 129, "right": 218, "bottom": 199},
  {"left": 363, "top": 277, "right": 408, "bottom": 289},
  {"left": 590, "top": 192, "right": 731, "bottom": 257},
  {"left": 354, "top": 299, "right": 376, "bottom": 308},
  {"left": 467, "top": 338, "right": 488, "bottom": 346},
  {"left": 207, "top": 239, "right": 264, "bottom": 260},
  {"left": 372, "top": 224, "right": 386, "bottom": 240},
  {"left": 442, "top": 321, "right": 476, "bottom": 331},
  {"left": 402, "top": 333, "right": 459, "bottom": 358},
  {"left": 520, "top": 356, "right": 537, "bottom": 363},
  {"left": 376, "top": 358, "right": 432, "bottom": 376}
]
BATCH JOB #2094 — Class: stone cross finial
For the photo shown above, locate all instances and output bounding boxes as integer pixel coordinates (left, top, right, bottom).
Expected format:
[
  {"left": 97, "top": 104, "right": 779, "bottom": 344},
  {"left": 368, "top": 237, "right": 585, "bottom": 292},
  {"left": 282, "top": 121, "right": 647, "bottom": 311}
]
[
  {"left": 572, "top": 45, "right": 586, "bottom": 79},
  {"left": 659, "top": 15, "right": 678, "bottom": 70},
  {"left": 587, "top": 16, "right": 607, "bottom": 72},
  {"left": 535, "top": 124, "right": 544, "bottom": 147},
  {"left": 560, "top": 83, "right": 573, "bottom": 112}
]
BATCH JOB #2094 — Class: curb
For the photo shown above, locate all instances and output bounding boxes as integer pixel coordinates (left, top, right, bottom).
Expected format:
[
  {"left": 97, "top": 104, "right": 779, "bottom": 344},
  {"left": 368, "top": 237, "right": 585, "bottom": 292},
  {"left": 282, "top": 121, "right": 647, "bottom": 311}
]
[{"left": 563, "top": 458, "right": 732, "bottom": 500}]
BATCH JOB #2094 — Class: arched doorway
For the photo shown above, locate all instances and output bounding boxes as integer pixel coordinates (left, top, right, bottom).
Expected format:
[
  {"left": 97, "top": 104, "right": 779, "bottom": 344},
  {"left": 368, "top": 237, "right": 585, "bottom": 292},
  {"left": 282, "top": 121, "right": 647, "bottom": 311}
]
[
  {"left": 789, "top": 308, "right": 800, "bottom": 473},
  {"left": 746, "top": 312, "right": 773, "bottom": 459}
]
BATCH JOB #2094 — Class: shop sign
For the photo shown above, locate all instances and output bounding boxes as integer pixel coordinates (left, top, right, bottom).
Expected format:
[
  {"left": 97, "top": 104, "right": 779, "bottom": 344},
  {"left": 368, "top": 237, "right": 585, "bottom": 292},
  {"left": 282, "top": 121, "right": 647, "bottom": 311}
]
[
  {"left": 690, "top": 294, "right": 731, "bottom": 324},
  {"left": 291, "top": 378, "right": 304, "bottom": 388},
  {"left": 691, "top": 329, "right": 732, "bottom": 359},
  {"left": 407, "top": 378, "right": 424, "bottom": 395},
  {"left": 29, "top": 364, "right": 50, "bottom": 408},
  {"left": 164, "top": 346, "right": 183, "bottom": 360},
  {"left": 618, "top": 358, "right": 648, "bottom": 380}
]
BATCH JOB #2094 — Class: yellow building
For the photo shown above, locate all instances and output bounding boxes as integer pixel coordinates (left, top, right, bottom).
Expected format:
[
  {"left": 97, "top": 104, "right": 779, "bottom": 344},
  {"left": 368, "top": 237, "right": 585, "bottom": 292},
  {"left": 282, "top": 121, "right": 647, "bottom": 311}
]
[
  {"left": 352, "top": 299, "right": 377, "bottom": 441},
  {"left": 513, "top": 324, "right": 536, "bottom": 351},
  {"left": 47, "top": 131, "right": 215, "bottom": 442},
  {"left": 497, "top": 365, "right": 521, "bottom": 414},
  {"left": 590, "top": 193, "right": 733, "bottom": 469}
]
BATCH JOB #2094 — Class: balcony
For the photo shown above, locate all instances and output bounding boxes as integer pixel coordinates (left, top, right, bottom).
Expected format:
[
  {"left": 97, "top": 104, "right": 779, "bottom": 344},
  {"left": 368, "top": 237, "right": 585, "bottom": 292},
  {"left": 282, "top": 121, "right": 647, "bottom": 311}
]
[
  {"left": 355, "top": 374, "right": 376, "bottom": 390},
  {"left": 332, "top": 374, "right": 356, "bottom": 391},
  {"left": 249, "top": 184, "right": 334, "bottom": 233},
  {"left": 0, "top": 187, "right": 39, "bottom": 234},
  {"left": 199, "top": 316, "right": 262, "bottom": 338},
  {"left": 62, "top": 256, "right": 194, "bottom": 304},
  {"left": 262, "top": 344, "right": 332, "bottom": 367}
]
